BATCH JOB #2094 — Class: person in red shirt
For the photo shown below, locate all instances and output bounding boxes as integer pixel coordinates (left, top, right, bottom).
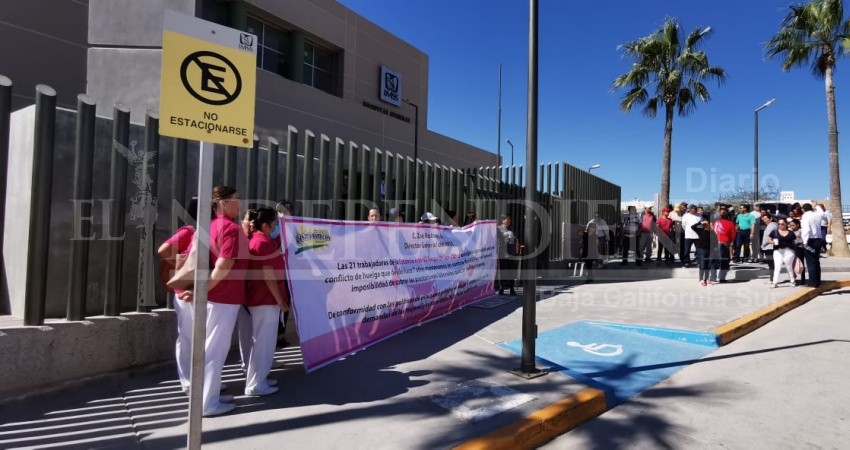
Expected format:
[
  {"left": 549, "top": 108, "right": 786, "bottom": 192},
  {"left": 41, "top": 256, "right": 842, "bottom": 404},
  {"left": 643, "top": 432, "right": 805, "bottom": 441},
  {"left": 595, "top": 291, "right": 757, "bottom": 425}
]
[
  {"left": 713, "top": 210, "right": 736, "bottom": 282},
  {"left": 245, "top": 207, "right": 290, "bottom": 397},
  {"left": 656, "top": 208, "right": 675, "bottom": 265},
  {"left": 180, "top": 186, "right": 249, "bottom": 416},
  {"left": 157, "top": 198, "right": 198, "bottom": 395}
]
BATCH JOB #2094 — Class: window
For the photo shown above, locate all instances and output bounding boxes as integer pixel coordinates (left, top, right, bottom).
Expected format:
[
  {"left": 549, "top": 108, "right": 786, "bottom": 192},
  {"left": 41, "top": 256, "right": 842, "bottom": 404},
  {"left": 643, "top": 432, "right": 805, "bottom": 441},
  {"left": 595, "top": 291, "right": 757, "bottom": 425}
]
[
  {"left": 246, "top": 16, "right": 289, "bottom": 77},
  {"left": 304, "top": 42, "right": 337, "bottom": 95}
]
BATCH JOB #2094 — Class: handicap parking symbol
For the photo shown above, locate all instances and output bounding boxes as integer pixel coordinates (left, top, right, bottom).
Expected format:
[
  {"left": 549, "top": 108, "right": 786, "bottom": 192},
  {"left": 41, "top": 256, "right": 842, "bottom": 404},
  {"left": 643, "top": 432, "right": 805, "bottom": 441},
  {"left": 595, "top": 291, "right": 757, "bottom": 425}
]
[{"left": 566, "top": 341, "right": 624, "bottom": 357}]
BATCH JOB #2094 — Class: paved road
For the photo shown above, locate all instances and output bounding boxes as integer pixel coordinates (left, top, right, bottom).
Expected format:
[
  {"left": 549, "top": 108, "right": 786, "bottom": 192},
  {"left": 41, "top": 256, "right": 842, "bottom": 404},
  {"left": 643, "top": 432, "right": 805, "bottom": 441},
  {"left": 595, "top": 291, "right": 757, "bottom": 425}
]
[{"left": 543, "top": 289, "right": 850, "bottom": 449}]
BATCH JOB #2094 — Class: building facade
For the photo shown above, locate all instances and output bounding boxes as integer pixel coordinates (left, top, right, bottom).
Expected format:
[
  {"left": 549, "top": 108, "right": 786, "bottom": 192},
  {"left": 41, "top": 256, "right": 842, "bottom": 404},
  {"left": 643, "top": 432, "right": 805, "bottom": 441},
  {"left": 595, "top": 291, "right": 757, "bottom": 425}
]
[{"left": 1, "top": 0, "right": 498, "bottom": 168}]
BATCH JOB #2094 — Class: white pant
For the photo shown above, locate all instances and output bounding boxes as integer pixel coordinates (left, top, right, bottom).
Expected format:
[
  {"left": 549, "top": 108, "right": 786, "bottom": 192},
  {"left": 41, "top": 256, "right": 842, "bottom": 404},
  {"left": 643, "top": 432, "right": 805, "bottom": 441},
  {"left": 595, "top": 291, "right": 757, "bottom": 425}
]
[
  {"left": 173, "top": 295, "right": 193, "bottom": 391},
  {"left": 773, "top": 248, "right": 797, "bottom": 285},
  {"left": 203, "top": 302, "right": 240, "bottom": 414},
  {"left": 245, "top": 305, "right": 280, "bottom": 392},
  {"left": 237, "top": 306, "right": 253, "bottom": 371}
]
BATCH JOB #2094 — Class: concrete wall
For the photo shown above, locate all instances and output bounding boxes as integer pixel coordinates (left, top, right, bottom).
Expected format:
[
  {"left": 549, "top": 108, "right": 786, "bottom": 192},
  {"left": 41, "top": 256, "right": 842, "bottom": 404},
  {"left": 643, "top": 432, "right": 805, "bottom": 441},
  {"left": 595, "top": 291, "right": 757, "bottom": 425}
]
[
  {"left": 0, "top": 0, "right": 88, "bottom": 110},
  {"left": 0, "top": 311, "right": 176, "bottom": 400}
]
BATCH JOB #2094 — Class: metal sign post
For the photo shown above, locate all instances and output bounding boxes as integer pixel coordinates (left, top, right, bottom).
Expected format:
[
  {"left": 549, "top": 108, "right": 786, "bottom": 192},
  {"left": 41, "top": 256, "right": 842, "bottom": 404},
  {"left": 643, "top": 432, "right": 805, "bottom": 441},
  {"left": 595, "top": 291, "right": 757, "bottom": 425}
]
[{"left": 158, "top": 10, "right": 256, "bottom": 449}]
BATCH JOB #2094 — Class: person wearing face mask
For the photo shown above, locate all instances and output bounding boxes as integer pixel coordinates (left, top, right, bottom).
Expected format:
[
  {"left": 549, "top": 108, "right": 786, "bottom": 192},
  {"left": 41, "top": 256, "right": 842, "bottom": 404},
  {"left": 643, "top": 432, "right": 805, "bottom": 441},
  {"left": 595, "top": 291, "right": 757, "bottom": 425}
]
[{"left": 245, "top": 207, "right": 289, "bottom": 397}]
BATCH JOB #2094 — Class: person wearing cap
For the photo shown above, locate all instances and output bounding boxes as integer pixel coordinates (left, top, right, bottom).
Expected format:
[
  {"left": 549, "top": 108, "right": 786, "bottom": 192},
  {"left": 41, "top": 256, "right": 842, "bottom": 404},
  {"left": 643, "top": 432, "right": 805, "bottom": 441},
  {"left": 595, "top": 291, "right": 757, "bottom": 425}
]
[
  {"left": 420, "top": 212, "right": 439, "bottom": 224},
  {"left": 388, "top": 207, "right": 404, "bottom": 223},
  {"left": 681, "top": 204, "right": 701, "bottom": 267},
  {"left": 496, "top": 214, "right": 518, "bottom": 295}
]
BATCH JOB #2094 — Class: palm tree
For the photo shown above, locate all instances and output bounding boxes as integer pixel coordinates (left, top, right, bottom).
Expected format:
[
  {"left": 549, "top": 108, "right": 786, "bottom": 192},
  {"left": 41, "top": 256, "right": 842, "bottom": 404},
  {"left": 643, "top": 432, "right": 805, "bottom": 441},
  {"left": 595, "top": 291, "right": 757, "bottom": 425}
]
[
  {"left": 613, "top": 18, "right": 726, "bottom": 210},
  {"left": 765, "top": 0, "right": 850, "bottom": 257}
]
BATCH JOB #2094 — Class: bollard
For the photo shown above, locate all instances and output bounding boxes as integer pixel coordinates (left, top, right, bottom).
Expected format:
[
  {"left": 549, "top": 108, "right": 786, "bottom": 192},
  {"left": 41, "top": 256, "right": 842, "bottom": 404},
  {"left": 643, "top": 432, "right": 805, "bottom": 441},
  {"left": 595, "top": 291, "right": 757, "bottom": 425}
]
[
  {"left": 23, "top": 84, "right": 56, "bottom": 326},
  {"left": 67, "top": 94, "right": 96, "bottom": 321},
  {"left": 265, "top": 137, "right": 279, "bottom": 202},
  {"left": 104, "top": 104, "right": 131, "bottom": 317}
]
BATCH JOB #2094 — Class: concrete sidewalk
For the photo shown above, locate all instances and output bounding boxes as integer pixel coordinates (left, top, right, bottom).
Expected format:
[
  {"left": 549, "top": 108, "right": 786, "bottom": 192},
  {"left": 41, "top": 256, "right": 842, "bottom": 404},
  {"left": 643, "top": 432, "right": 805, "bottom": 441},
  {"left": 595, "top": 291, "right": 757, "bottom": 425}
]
[{"left": 1, "top": 265, "right": 848, "bottom": 449}]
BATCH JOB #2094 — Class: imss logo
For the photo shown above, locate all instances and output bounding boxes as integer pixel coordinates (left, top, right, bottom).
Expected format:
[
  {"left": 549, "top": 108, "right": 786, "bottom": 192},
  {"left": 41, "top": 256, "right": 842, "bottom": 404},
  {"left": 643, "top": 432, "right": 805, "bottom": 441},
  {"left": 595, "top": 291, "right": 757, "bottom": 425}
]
[
  {"left": 238, "top": 33, "right": 254, "bottom": 51},
  {"left": 379, "top": 66, "right": 401, "bottom": 106}
]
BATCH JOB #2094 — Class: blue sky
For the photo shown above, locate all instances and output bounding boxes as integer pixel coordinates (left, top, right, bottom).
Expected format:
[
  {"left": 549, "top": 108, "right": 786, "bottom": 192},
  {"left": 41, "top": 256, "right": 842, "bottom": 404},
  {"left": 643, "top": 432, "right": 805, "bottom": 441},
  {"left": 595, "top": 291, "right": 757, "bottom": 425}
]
[{"left": 338, "top": 0, "right": 850, "bottom": 205}]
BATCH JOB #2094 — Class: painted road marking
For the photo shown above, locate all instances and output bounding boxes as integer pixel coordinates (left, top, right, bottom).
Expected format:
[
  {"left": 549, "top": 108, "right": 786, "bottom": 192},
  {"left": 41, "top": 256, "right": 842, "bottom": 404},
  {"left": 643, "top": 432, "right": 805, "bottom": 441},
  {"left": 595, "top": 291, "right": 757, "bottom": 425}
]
[
  {"left": 566, "top": 342, "right": 623, "bottom": 357},
  {"left": 501, "top": 321, "right": 719, "bottom": 405}
]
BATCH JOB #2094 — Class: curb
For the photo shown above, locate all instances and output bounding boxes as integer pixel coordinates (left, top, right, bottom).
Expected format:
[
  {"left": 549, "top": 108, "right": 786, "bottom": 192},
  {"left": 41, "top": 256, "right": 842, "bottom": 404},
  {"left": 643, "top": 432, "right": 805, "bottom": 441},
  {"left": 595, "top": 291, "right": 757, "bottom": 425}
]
[{"left": 455, "top": 280, "right": 850, "bottom": 449}]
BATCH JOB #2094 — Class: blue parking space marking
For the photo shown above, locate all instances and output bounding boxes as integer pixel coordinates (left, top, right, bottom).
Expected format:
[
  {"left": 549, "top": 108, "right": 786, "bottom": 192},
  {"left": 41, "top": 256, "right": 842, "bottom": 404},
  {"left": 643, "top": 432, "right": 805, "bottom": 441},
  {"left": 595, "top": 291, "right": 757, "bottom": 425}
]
[{"left": 500, "top": 321, "right": 719, "bottom": 405}]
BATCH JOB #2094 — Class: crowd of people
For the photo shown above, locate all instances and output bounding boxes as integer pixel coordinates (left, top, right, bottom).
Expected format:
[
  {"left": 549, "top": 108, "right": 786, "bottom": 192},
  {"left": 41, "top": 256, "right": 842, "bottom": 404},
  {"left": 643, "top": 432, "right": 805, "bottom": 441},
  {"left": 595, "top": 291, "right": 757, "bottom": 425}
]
[{"left": 578, "top": 200, "right": 831, "bottom": 288}]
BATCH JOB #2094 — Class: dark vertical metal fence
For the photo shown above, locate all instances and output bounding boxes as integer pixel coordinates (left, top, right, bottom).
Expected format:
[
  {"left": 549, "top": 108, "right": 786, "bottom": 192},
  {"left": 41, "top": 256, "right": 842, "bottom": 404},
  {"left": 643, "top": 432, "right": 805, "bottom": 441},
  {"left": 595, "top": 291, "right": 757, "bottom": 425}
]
[
  {"left": 0, "top": 76, "right": 11, "bottom": 311},
  {"left": 23, "top": 85, "right": 56, "bottom": 326},
  {"left": 104, "top": 104, "right": 130, "bottom": 316},
  {"left": 67, "top": 94, "right": 96, "bottom": 320},
  {"left": 1, "top": 75, "right": 620, "bottom": 324}
]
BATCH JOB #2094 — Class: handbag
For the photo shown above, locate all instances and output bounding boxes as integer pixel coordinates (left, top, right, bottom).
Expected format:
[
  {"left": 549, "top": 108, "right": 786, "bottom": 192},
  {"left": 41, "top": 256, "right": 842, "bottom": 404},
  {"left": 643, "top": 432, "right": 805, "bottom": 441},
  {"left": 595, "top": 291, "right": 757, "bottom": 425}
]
[
  {"left": 166, "top": 244, "right": 198, "bottom": 291},
  {"left": 794, "top": 257, "right": 804, "bottom": 276}
]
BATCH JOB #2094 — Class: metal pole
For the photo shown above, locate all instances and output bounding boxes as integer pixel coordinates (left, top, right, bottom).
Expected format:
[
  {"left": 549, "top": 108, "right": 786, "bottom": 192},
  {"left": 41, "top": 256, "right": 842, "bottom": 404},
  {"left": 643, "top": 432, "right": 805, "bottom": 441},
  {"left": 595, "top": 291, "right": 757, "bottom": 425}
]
[
  {"left": 497, "top": 63, "right": 502, "bottom": 167},
  {"left": 754, "top": 110, "right": 759, "bottom": 205},
  {"left": 187, "top": 141, "right": 213, "bottom": 450},
  {"left": 23, "top": 84, "right": 56, "bottom": 326},
  {"left": 332, "top": 138, "right": 344, "bottom": 220},
  {"left": 172, "top": 139, "right": 188, "bottom": 208},
  {"left": 265, "top": 137, "right": 279, "bottom": 202},
  {"left": 0, "top": 75, "right": 12, "bottom": 310},
  {"left": 137, "top": 112, "right": 160, "bottom": 312},
  {"left": 223, "top": 145, "right": 236, "bottom": 187},
  {"left": 104, "top": 104, "right": 130, "bottom": 316},
  {"left": 318, "top": 135, "right": 330, "bottom": 218},
  {"left": 513, "top": 0, "right": 545, "bottom": 378},
  {"left": 246, "top": 135, "right": 259, "bottom": 203},
  {"left": 346, "top": 142, "right": 357, "bottom": 221},
  {"left": 302, "top": 130, "right": 315, "bottom": 215},
  {"left": 285, "top": 126, "right": 298, "bottom": 205}
]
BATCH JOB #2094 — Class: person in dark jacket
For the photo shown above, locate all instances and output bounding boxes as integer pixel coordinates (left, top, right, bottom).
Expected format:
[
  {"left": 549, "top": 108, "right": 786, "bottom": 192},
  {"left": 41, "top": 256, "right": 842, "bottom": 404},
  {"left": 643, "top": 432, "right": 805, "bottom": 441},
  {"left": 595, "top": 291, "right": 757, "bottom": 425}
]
[{"left": 691, "top": 217, "right": 719, "bottom": 286}]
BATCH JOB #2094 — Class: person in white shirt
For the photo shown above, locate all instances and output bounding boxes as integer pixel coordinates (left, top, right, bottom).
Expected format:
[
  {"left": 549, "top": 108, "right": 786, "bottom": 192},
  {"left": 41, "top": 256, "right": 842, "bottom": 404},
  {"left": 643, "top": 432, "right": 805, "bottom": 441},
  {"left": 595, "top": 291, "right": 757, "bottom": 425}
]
[
  {"left": 816, "top": 203, "right": 831, "bottom": 241},
  {"left": 587, "top": 212, "right": 609, "bottom": 258},
  {"left": 680, "top": 204, "right": 702, "bottom": 267},
  {"left": 800, "top": 203, "right": 825, "bottom": 287}
]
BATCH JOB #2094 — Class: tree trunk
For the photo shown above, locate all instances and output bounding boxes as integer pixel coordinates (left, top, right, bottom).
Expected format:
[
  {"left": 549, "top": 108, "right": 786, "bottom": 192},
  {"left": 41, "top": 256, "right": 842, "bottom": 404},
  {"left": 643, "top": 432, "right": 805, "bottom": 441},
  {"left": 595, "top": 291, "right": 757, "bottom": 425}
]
[
  {"left": 659, "top": 104, "right": 674, "bottom": 209},
  {"left": 825, "top": 65, "right": 850, "bottom": 256}
]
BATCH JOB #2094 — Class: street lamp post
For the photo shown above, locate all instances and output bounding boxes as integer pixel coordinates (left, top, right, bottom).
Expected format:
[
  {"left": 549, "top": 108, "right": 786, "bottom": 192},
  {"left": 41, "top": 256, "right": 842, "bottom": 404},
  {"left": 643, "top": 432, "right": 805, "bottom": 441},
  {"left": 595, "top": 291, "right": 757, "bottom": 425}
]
[
  {"left": 403, "top": 98, "right": 419, "bottom": 162},
  {"left": 588, "top": 163, "right": 601, "bottom": 172},
  {"left": 505, "top": 139, "right": 514, "bottom": 166},
  {"left": 754, "top": 98, "right": 775, "bottom": 205}
]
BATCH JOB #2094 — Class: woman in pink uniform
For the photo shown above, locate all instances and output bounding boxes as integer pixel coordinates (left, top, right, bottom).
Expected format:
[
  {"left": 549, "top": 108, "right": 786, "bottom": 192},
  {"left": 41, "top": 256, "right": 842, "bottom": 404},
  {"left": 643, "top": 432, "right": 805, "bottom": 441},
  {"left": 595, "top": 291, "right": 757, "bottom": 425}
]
[
  {"left": 245, "top": 207, "right": 290, "bottom": 396},
  {"left": 157, "top": 198, "right": 197, "bottom": 394},
  {"left": 181, "top": 186, "right": 249, "bottom": 416}
]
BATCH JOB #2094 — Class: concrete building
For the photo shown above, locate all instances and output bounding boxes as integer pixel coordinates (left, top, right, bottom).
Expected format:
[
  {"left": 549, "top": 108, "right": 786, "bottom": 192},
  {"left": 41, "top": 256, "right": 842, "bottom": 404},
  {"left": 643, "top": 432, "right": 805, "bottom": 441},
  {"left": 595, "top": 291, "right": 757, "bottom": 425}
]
[{"left": 1, "top": 0, "right": 498, "bottom": 169}]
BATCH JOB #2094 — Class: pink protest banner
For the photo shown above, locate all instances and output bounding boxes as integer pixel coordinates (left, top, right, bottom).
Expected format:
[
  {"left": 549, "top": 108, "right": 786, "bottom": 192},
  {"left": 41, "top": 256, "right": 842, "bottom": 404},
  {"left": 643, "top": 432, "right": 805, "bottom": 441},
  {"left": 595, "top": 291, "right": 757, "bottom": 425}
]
[{"left": 281, "top": 217, "right": 497, "bottom": 372}]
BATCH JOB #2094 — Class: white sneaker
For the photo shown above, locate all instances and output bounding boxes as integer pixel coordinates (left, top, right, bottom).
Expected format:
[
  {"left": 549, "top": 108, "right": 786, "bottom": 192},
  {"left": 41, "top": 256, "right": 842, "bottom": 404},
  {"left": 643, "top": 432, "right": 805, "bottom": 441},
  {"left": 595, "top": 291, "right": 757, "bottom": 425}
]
[
  {"left": 267, "top": 378, "right": 278, "bottom": 387},
  {"left": 219, "top": 394, "right": 234, "bottom": 403},
  {"left": 245, "top": 385, "right": 278, "bottom": 396},
  {"left": 203, "top": 402, "right": 236, "bottom": 417}
]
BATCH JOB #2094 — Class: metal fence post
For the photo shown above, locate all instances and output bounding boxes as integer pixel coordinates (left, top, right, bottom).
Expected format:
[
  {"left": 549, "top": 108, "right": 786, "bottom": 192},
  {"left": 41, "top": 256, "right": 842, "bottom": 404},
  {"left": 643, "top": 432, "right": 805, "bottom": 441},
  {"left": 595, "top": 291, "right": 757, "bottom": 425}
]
[
  {"left": 137, "top": 112, "right": 160, "bottom": 312},
  {"left": 285, "top": 126, "right": 298, "bottom": 206},
  {"left": 359, "top": 144, "right": 370, "bottom": 218},
  {"left": 302, "top": 130, "right": 315, "bottom": 216},
  {"left": 405, "top": 157, "right": 414, "bottom": 222},
  {"left": 245, "top": 135, "right": 258, "bottom": 203},
  {"left": 0, "top": 75, "right": 12, "bottom": 310},
  {"left": 23, "top": 84, "right": 56, "bottom": 326},
  {"left": 104, "top": 104, "right": 130, "bottom": 316},
  {"left": 332, "top": 138, "right": 344, "bottom": 220},
  {"left": 265, "top": 137, "right": 279, "bottom": 202},
  {"left": 346, "top": 142, "right": 357, "bottom": 221},
  {"left": 67, "top": 94, "right": 96, "bottom": 321},
  {"left": 223, "top": 145, "right": 237, "bottom": 187},
  {"left": 172, "top": 138, "right": 188, "bottom": 210},
  {"left": 318, "top": 135, "right": 330, "bottom": 219}
]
